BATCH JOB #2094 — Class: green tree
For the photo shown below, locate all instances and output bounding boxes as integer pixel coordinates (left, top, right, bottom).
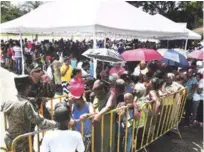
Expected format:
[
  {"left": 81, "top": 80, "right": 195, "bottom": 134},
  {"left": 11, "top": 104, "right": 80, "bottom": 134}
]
[
  {"left": 128, "top": 1, "right": 203, "bottom": 29},
  {"left": 1, "top": 1, "right": 43, "bottom": 23},
  {"left": 1, "top": 1, "right": 23, "bottom": 23}
]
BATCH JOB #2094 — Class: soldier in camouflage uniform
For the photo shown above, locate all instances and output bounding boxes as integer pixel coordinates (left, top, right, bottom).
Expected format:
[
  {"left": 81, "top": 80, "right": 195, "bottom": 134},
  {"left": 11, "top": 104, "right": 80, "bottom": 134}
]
[
  {"left": 1, "top": 76, "right": 58, "bottom": 152},
  {"left": 29, "top": 64, "right": 55, "bottom": 119}
]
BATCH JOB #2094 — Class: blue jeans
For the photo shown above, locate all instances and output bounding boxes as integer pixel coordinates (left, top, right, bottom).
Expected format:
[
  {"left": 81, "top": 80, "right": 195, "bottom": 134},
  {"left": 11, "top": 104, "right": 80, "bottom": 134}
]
[
  {"left": 15, "top": 58, "right": 22, "bottom": 74},
  {"left": 117, "top": 123, "right": 133, "bottom": 152}
]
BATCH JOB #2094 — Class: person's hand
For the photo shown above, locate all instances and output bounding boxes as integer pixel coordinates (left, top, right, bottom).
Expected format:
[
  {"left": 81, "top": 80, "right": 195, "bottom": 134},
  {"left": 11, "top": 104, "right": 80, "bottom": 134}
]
[
  {"left": 117, "top": 102, "right": 125, "bottom": 108},
  {"left": 79, "top": 114, "right": 88, "bottom": 121},
  {"left": 68, "top": 120, "right": 76, "bottom": 127},
  {"left": 41, "top": 74, "right": 51, "bottom": 83},
  {"left": 92, "top": 113, "right": 101, "bottom": 126},
  {"left": 116, "top": 102, "right": 126, "bottom": 115}
]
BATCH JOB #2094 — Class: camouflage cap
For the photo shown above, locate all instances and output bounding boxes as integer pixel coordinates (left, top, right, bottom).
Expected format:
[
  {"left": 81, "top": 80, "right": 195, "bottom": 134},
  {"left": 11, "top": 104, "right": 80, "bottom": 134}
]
[
  {"left": 14, "top": 75, "right": 32, "bottom": 89},
  {"left": 30, "top": 62, "right": 42, "bottom": 74}
]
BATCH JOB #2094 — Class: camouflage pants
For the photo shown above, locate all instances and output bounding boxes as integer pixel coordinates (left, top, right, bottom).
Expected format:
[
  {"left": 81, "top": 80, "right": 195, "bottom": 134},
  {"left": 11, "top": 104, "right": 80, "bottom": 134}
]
[
  {"left": 84, "top": 136, "right": 91, "bottom": 152},
  {"left": 5, "top": 134, "right": 30, "bottom": 152}
]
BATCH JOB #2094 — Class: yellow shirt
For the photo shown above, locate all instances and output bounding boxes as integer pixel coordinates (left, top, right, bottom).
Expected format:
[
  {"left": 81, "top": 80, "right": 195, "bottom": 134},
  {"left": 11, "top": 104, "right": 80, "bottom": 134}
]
[{"left": 60, "top": 64, "right": 72, "bottom": 82}]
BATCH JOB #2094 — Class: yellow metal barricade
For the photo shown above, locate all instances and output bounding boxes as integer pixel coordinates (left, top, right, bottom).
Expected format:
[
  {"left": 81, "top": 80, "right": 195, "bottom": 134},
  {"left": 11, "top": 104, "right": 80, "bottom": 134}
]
[
  {"left": 0, "top": 147, "right": 8, "bottom": 152},
  {"left": 3, "top": 88, "right": 187, "bottom": 152}
]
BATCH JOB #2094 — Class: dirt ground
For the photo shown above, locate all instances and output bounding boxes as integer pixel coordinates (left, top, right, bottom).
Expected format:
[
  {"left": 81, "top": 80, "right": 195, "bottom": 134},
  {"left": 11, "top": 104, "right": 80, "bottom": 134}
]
[{"left": 146, "top": 125, "right": 203, "bottom": 152}]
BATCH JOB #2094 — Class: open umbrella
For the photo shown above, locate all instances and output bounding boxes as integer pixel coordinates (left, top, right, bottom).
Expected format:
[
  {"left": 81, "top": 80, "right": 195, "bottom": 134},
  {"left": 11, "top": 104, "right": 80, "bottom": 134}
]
[
  {"left": 163, "top": 49, "right": 188, "bottom": 68},
  {"left": 121, "top": 48, "right": 163, "bottom": 61},
  {"left": 82, "top": 48, "right": 124, "bottom": 63},
  {"left": 188, "top": 49, "right": 204, "bottom": 60}
]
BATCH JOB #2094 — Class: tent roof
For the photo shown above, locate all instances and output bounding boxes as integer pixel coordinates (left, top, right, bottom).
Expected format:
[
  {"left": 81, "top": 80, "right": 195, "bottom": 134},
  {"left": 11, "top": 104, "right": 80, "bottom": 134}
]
[
  {"left": 152, "top": 14, "right": 201, "bottom": 40},
  {"left": 0, "top": 1, "right": 188, "bottom": 39},
  {"left": 193, "top": 26, "right": 203, "bottom": 35}
]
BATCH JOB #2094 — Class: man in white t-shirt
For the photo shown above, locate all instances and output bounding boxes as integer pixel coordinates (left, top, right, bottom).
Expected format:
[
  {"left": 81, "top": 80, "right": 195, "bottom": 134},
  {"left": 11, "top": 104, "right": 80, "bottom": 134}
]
[
  {"left": 40, "top": 103, "right": 85, "bottom": 152},
  {"left": 192, "top": 74, "right": 203, "bottom": 122},
  {"left": 13, "top": 41, "right": 22, "bottom": 74}
]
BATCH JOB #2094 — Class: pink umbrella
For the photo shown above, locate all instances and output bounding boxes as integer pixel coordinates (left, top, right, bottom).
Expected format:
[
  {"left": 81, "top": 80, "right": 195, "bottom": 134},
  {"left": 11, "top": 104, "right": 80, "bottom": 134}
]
[
  {"left": 121, "top": 48, "right": 163, "bottom": 61},
  {"left": 188, "top": 49, "right": 204, "bottom": 60}
]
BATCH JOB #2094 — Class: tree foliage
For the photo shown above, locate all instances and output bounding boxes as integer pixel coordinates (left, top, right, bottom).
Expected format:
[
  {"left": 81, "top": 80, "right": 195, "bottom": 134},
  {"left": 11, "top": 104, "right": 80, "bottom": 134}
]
[
  {"left": 1, "top": 1, "right": 23, "bottom": 23},
  {"left": 128, "top": 1, "right": 203, "bottom": 29},
  {"left": 1, "top": 1, "right": 43, "bottom": 23}
]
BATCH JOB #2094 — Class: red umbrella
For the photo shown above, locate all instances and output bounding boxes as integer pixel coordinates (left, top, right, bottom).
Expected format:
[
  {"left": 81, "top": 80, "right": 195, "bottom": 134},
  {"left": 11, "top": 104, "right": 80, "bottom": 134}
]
[
  {"left": 188, "top": 49, "right": 204, "bottom": 60},
  {"left": 121, "top": 48, "right": 163, "bottom": 61}
]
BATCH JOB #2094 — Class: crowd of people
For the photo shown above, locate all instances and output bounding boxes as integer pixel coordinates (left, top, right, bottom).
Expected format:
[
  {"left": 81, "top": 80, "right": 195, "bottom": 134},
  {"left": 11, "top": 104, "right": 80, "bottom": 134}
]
[
  {"left": 0, "top": 38, "right": 157, "bottom": 74},
  {"left": 0, "top": 38, "right": 203, "bottom": 152}
]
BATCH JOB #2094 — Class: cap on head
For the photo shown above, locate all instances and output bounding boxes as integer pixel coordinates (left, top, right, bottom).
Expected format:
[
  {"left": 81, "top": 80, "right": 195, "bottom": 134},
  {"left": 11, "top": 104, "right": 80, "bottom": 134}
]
[
  {"left": 69, "top": 80, "right": 85, "bottom": 99},
  {"left": 14, "top": 75, "right": 32, "bottom": 91}
]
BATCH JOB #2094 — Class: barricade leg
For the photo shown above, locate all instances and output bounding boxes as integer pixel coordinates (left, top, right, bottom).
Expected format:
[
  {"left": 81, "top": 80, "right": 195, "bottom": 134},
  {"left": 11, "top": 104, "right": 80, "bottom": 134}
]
[
  {"left": 143, "top": 147, "right": 148, "bottom": 152},
  {"left": 0, "top": 147, "right": 8, "bottom": 152},
  {"left": 170, "top": 124, "right": 183, "bottom": 140}
]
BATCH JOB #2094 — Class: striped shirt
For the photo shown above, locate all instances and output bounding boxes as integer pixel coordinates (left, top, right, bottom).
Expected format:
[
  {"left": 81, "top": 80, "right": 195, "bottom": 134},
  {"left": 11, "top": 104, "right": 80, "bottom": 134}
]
[{"left": 13, "top": 46, "right": 22, "bottom": 58}]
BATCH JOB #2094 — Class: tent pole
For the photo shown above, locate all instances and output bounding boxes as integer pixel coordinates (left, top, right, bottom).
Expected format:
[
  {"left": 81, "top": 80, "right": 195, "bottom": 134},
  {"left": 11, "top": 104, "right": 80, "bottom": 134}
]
[
  {"left": 93, "top": 26, "right": 97, "bottom": 79},
  {"left": 7, "top": 33, "right": 9, "bottom": 41},
  {"left": 184, "top": 39, "right": 188, "bottom": 50},
  {"left": 104, "top": 33, "right": 107, "bottom": 48},
  {"left": 19, "top": 32, "right": 25, "bottom": 75}
]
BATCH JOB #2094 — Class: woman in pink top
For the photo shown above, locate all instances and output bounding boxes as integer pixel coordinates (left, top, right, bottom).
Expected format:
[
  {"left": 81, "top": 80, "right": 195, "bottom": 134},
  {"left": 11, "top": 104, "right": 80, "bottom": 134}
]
[
  {"left": 70, "top": 68, "right": 84, "bottom": 84},
  {"left": 109, "top": 63, "right": 125, "bottom": 76}
]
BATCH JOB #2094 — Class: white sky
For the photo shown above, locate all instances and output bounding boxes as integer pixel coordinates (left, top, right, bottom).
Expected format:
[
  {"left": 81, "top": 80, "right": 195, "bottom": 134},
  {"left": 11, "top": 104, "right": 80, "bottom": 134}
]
[
  {"left": 11, "top": 0, "right": 51, "bottom": 5},
  {"left": 11, "top": 1, "right": 23, "bottom": 5}
]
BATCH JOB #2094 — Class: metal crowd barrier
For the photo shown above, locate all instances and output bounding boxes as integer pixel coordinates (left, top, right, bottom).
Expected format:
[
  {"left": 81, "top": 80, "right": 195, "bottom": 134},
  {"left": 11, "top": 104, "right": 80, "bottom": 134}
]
[{"left": 2, "top": 88, "right": 188, "bottom": 152}]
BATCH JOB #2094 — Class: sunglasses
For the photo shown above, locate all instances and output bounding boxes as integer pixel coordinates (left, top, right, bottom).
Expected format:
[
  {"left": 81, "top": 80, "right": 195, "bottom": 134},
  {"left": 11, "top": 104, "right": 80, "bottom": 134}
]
[{"left": 33, "top": 69, "right": 42, "bottom": 73}]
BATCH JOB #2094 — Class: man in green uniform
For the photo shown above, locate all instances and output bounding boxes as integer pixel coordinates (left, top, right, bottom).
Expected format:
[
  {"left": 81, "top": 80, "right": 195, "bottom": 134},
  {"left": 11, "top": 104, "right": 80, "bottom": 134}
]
[
  {"left": 1, "top": 76, "right": 58, "bottom": 152},
  {"left": 29, "top": 64, "right": 55, "bottom": 119}
]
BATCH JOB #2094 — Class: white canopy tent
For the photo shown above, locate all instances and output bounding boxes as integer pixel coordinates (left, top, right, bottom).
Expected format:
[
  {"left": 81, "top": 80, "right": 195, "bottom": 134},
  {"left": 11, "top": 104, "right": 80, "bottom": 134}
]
[
  {"left": 0, "top": 1, "right": 188, "bottom": 39},
  {"left": 152, "top": 14, "right": 201, "bottom": 40},
  {"left": 177, "top": 23, "right": 201, "bottom": 40}
]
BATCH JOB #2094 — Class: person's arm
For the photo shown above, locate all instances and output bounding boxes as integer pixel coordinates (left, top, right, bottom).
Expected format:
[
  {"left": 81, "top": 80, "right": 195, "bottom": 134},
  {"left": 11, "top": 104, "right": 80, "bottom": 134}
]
[
  {"left": 116, "top": 102, "right": 126, "bottom": 117},
  {"left": 76, "top": 132, "right": 85, "bottom": 152},
  {"left": 133, "top": 101, "right": 140, "bottom": 120},
  {"left": 60, "top": 65, "right": 69, "bottom": 76},
  {"left": 41, "top": 81, "right": 55, "bottom": 98},
  {"left": 149, "top": 90, "right": 160, "bottom": 113},
  {"left": 24, "top": 102, "right": 58, "bottom": 130},
  {"left": 79, "top": 103, "right": 96, "bottom": 121},
  {"left": 98, "top": 93, "right": 115, "bottom": 116},
  {"left": 93, "top": 93, "right": 115, "bottom": 122},
  {"left": 88, "top": 102, "right": 95, "bottom": 114}
]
